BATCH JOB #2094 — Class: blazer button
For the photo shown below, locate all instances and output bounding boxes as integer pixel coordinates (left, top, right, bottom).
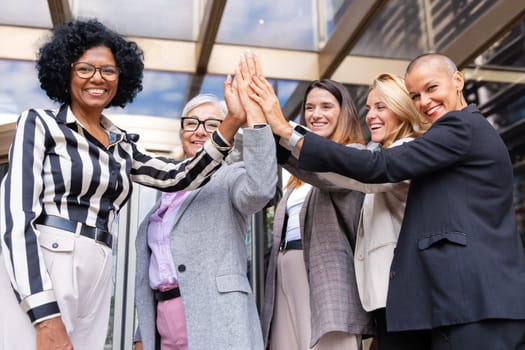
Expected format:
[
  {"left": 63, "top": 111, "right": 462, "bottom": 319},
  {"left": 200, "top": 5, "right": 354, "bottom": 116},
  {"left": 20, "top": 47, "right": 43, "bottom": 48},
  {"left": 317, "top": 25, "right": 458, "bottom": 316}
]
[
  {"left": 390, "top": 271, "right": 396, "bottom": 279},
  {"left": 52, "top": 242, "right": 59, "bottom": 249},
  {"left": 178, "top": 264, "right": 186, "bottom": 273}
]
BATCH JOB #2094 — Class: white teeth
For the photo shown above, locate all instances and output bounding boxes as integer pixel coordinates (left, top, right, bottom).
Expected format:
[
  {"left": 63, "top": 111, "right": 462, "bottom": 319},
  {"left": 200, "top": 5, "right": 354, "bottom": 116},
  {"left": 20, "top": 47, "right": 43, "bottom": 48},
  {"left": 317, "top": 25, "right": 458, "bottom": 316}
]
[
  {"left": 426, "top": 105, "right": 440, "bottom": 115},
  {"left": 87, "top": 89, "right": 105, "bottom": 94}
]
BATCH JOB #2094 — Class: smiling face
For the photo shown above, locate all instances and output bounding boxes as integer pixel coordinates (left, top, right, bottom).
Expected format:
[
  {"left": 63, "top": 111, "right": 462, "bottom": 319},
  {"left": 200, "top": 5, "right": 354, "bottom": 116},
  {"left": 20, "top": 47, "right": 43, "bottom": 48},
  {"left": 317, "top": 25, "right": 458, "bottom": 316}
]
[
  {"left": 304, "top": 87, "right": 340, "bottom": 139},
  {"left": 181, "top": 102, "right": 225, "bottom": 158},
  {"left": 405, "top": 57, "right": 466, "bottom": 123},
  {"left": 365, "top": 88, "right": 402, "bottom": 144},
  {"left": 69, "top": 46, "right": 118, "bottom": 115}
]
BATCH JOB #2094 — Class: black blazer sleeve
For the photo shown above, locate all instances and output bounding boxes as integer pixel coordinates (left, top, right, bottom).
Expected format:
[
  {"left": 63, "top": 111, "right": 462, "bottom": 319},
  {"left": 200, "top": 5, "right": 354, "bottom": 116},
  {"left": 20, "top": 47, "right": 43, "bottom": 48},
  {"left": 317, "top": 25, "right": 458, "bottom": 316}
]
[{"left": 298, "top": 109, "right": 473, "bottom": 183}]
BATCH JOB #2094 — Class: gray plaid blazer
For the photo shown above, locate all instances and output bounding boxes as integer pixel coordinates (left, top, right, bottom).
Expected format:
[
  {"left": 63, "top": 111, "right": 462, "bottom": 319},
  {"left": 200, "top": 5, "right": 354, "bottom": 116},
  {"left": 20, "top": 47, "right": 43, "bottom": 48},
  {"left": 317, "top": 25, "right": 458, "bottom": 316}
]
[{"left": 262, "top": 152, "right": 374, "bottom": 348}]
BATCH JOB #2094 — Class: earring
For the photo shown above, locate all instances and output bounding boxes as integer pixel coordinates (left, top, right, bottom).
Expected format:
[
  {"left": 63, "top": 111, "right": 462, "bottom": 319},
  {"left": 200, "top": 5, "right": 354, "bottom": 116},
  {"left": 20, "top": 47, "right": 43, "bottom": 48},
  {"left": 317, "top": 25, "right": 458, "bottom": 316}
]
[{"left": 457, "top": 89, "right": 467, "bottom": 107}]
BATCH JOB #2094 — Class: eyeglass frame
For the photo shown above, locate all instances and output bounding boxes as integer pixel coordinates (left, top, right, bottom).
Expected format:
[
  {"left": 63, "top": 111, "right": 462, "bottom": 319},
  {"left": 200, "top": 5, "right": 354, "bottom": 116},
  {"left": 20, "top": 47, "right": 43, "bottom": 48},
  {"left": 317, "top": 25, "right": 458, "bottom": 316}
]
[
  {"left": 180, "top": 116, "right": 223, "bottom": 133},
  {"left": 71, "top": 62, "right": 121, "bottom": 81}
]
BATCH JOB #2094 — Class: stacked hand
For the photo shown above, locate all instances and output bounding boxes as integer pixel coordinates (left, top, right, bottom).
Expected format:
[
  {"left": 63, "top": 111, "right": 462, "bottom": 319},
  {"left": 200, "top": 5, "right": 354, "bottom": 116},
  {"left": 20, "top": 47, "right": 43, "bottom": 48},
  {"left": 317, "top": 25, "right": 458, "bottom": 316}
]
[
  {"left": 222, "top": 49, "right": 300, "bottom": 146},
  {"left": 235, "top": 51, "right": 294, "bottom": 142},
  {"left": 232, "top": 50, "right": 266, "bottom": 127}
]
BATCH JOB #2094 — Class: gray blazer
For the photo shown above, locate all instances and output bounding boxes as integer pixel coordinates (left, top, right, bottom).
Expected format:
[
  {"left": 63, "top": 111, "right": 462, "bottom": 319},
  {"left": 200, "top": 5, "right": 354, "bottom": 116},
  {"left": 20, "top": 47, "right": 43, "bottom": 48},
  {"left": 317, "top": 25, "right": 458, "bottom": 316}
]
[
  {"left": 135, "top": 127, "right": 277, "bottom": 350},
  {"left": 262, "top": 146, "right": 374, "bottom": 348}
]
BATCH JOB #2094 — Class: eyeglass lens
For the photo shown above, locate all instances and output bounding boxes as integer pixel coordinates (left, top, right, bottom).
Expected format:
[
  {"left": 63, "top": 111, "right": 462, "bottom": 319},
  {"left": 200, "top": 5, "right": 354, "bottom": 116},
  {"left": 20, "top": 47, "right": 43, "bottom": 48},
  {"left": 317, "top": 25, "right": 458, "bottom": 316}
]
[
  {"left": 72, "top": 62, "right": 120, "bottom": 81},
  {"left": 182, "top": 117, "right": 222, "bottom": 133}
]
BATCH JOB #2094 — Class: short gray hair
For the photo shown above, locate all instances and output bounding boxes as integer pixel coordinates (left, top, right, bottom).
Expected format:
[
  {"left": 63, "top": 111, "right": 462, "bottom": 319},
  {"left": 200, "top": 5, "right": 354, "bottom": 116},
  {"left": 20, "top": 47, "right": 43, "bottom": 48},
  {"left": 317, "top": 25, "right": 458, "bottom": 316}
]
[{"left": 182, "top": 93, "right": 227, "bottom": 117}]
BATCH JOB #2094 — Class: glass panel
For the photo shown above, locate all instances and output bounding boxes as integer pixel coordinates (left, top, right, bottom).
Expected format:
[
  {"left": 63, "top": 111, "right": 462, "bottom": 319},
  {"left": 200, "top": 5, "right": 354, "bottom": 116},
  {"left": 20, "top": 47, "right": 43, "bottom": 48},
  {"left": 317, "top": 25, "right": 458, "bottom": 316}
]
[
  {"left": 110, "top": 70, "right": 192, "bottom": 118},
  {"left": 276, "top": 79, "right": 300, "bottom": 107},
  {"left": 75, "top": 0, "right": 198, "bottom": 40},
  {"left": 476, "top": 19, "right": 525, "bottom": 69},
  {"left": 323, "top": 0, "right": 353, "bottom": 38},
  {"left": 0, "top": 0, "right": 52, "bottom": 28},
  {"left": 200, "top": 74, "right": 229, "bottom": 101},
  {"left": 351, "top": 0, "right": 430, "bottom": 59},
  {"left": 217, "top": 0, "right": 318, "bottom": 50},
  {"left": 464, "top": 80, "right": 525, "bottom": 128},
  {"left": 0, "top": 59, "right": 58, "bottom": 119},
  {"left": 431, "top": 0, "right": 498, "bottom": 51}
]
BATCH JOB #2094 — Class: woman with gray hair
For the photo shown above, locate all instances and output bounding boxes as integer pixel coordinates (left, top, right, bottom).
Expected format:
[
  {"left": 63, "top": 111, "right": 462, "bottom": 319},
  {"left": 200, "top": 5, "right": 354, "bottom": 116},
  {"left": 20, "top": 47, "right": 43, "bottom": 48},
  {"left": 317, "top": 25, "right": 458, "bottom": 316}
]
[{"left": 134, "top": 70, "right": 277, "bottom": 350}]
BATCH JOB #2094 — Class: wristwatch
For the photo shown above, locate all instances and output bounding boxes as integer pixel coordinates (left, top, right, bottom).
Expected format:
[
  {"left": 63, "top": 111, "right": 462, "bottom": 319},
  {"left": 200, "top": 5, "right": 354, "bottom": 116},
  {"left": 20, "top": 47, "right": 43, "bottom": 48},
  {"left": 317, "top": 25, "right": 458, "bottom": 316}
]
[{"left": 287, "top": 121, "right": 308, "bottom": 147}]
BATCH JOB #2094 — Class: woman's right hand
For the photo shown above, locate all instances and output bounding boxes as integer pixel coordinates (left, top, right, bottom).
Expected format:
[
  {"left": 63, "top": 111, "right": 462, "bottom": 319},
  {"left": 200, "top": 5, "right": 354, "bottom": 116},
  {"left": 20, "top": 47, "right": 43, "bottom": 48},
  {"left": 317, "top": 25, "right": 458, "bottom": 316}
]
[
  {"left": 134, "top": 341, "right": 144, "bottom": 350},
  {"left": 235, "top": 51, "right": 266, "bottom": 126},
  {"left": 36, "top": 316, "right": 73, "bottom": 349},
  {"left": 239, "top": 53, "right": 293, "bottom": 140}
]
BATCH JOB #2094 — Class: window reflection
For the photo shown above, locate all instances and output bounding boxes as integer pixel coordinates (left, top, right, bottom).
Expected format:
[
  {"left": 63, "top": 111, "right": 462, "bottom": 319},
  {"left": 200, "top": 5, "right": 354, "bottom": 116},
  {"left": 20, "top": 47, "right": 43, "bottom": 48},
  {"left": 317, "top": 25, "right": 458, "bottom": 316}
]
[
  {"left": 351, "top": 0, "right": 429, "bottom": 59},
  {"left": 324, "top": 0, "right": 353, "bottom": 38},
  {"left": 432, "top": 0, "right": 498, "bottom": 51},
  {"left": 112, "top": 70, "right": 192, "bottom": 118},
  {"left": 0, "top": 0, "right": 51, "bottom": 28},
  {"left": 217, "top": 0, "right": 317, "bottom": 50},
  {"left": 0, "top": 59, "right": 57, "bottom": 117},
  {"left": 76, "top": 0, "right": 198, "bottom": 40}
]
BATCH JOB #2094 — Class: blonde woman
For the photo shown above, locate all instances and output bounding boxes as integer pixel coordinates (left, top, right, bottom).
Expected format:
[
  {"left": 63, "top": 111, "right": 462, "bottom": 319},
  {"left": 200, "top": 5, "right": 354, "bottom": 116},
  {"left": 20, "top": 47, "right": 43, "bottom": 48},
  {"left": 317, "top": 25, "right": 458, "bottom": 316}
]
[{"left": 354, "top": 73, "right": 428, "bottom": 349}]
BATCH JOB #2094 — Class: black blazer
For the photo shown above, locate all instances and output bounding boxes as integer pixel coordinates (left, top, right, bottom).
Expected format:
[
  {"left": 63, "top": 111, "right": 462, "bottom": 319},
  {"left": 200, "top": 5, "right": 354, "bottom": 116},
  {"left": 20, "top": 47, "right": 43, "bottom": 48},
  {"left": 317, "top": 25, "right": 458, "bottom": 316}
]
[{"left": 298, "top": 104, "right": 525, "bottom": 331}]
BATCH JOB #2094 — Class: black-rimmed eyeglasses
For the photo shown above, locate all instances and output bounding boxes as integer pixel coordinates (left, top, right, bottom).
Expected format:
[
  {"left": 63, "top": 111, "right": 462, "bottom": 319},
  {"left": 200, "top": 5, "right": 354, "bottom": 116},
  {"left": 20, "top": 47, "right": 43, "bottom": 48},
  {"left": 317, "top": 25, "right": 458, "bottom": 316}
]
[
  {"left": 181, "top": 117, "right": 223, "bottom": 133},
  {"left": 71, "top": 62, "right": 121, "bottom": 81}
]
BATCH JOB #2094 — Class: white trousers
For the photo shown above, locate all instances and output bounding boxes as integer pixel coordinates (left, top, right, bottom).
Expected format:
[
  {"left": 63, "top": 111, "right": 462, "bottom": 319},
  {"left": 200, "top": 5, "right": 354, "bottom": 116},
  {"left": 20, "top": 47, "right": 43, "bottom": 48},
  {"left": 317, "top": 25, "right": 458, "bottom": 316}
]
[{"left": 0, "top": 224, "right": 113, "bottom": 350}]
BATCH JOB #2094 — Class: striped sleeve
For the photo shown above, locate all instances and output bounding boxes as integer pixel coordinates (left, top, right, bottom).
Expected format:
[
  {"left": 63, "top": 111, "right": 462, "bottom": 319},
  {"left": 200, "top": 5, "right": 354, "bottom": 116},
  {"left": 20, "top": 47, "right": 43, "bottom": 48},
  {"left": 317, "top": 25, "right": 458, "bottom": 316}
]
[
  {"left": 130, "top": 131, "right": 231, "bottom": 191},
  {"left": 0, "top": 109, "right": 60, "bottom": 324}
]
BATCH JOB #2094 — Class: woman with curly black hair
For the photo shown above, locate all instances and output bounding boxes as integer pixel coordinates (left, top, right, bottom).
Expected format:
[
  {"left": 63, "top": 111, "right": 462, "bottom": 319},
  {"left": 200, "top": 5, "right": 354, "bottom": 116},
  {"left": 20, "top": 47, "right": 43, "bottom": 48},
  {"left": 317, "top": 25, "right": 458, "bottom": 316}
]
[{"left": 0, "top": 19, "right": 245, "bottom": 349}]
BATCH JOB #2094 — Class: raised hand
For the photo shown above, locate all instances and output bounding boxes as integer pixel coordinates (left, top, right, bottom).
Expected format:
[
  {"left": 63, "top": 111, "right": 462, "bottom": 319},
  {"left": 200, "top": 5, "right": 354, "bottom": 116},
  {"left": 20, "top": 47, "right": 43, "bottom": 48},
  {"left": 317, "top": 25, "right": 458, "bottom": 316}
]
[
  {"left": 236, "top": 51, "right": 266, "bottom": 126},
  {"left": 249, "top": 75, "right": 290, "bottom": 135},
  {"left": 223, "top": 74, "right": 246, "bottom": 126},
  {"left": 218, "top": 74, "right": 247, "bottom": 143},
  {"left": 243, "top": 54, "right": 293, "bottom": 141}
]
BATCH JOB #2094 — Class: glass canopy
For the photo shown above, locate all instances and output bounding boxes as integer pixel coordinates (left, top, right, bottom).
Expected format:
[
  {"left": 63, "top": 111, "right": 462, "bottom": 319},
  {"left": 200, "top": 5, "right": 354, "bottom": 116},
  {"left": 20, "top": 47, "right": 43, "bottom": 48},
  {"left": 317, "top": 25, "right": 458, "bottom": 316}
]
[
  {"left": 0, "top": 2, "right": 524, "bottom": 349},
  {"left": 1, "top": 0, "right": 524, "bottom": 130}
]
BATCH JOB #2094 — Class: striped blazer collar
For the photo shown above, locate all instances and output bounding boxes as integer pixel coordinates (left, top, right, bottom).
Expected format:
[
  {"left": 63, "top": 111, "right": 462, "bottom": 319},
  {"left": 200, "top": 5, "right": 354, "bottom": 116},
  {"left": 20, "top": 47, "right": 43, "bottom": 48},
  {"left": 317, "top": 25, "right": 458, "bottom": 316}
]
[{"left": 55, "top": 104, "right": 130, "bottom": 144}]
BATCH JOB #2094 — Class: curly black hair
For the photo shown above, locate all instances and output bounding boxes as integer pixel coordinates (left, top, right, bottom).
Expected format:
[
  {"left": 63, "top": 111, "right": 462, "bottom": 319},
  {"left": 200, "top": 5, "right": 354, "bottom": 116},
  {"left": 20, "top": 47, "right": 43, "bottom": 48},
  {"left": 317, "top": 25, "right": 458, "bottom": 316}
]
[{"left": 36, "top": 18, "right": 144, "bottom": 108}]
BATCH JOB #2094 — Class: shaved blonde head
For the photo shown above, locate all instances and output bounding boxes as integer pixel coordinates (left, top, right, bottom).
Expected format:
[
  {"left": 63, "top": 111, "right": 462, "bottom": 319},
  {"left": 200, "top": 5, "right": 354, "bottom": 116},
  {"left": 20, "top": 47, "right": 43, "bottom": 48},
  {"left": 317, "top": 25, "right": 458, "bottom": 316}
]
[{"left": 405, "top": 53, "right": 458, "bottom": 77}]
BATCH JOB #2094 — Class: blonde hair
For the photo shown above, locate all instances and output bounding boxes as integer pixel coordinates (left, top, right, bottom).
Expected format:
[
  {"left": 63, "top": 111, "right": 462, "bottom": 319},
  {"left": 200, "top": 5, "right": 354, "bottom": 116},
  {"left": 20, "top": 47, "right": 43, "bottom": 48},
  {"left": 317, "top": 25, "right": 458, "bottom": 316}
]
[
  {"left": 287, "top": 79, "right": 365, "bottom": 190},
  {"left": 406, "top": 53, "right": 458, "bottom": 77},
  {"left": 369, "top": 73, "right": 430, "bottom": 148}
]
